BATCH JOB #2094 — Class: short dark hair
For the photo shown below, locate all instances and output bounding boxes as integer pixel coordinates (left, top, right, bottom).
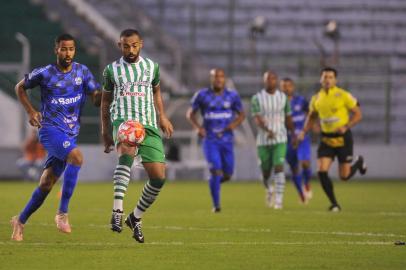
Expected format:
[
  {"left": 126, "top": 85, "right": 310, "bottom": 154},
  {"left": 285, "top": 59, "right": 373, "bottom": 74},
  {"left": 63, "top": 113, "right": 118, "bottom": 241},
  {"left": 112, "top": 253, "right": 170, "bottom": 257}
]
[
  {"left": 281, "top": 77, "right": 294, "bottom": 83},
  {"left": 321, "top": 67, "right": 338, "bottom": 77},
  {"left": 120, "top": 29, "right": 142, "bottom": 39},
  {"left": 55, "top": 33, "right": 75, "bottom": 46}
]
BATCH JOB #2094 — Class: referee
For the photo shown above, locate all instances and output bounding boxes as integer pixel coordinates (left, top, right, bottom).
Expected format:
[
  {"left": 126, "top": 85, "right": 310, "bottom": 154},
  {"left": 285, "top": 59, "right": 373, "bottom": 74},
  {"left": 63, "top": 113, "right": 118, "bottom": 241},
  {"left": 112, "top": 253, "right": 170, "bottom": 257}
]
[{"left": 298, "top": 67, "right": 367, "bottom": 212}]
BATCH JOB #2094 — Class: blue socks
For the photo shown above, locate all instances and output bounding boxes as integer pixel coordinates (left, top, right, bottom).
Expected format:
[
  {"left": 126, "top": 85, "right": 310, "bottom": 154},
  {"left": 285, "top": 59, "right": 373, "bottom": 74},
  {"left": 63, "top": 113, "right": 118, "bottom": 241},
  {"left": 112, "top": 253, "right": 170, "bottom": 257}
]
[
  {"left": 209, "top": 174, "right": 221, "bottom": 208},
  {"left": 59, "top": 164, "right": 81, "bottom": 213},
  {"left": 19, "top": 187, "right": 50, "bottom": 224},
  {"left": 302, "top": 168, "right": 312, "bottom": 187},
  {"left": 292, "top": 174, "right": 305, "bottom": 202}
]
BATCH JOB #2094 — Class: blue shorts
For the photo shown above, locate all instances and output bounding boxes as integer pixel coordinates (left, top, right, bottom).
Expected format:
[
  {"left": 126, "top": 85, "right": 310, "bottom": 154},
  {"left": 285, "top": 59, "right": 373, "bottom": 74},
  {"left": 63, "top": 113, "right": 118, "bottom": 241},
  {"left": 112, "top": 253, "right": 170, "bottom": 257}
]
[
  {"left": 38, "top": 126, "right": 77, "bottom": 177},
  {"left": 287, "top": 135, "right": 311, "bottom": 169},
  {"left": 202, "top": 139, "right": 234, "bottom": 176}
]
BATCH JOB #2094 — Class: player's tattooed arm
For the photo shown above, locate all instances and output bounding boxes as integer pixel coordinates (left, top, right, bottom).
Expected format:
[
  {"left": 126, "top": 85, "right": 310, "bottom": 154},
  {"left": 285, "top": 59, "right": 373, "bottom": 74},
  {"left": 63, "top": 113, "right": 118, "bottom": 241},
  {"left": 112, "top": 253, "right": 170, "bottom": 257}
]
[
  {"left": 153, "top": 84, "right": 174, "bottom": 138},
  {"left": 90, "top": 90, "right": 102, "bottom": 107},
  {"left": 101, "top": 90, "right": 114, "bottom": 153},
  {"left": 15, "top": 79, "right": 42, "bottom": 128},
  {"left": 186, "top": 107, "right": 206, "bottom": 137}
]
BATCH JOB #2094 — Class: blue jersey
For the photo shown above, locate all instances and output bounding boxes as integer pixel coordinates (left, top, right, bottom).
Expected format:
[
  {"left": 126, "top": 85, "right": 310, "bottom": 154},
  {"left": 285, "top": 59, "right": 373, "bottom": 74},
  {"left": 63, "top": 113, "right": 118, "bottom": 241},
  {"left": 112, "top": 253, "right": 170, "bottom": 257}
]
[
  {"left": 191, "top": 88, "right": 243, "bottom": 142},
  {"left": 24, "top": 62, "right": 99, "bottom": 136},
  {"left": 290, "top": 95, "right": 308, "bottom": 135}
]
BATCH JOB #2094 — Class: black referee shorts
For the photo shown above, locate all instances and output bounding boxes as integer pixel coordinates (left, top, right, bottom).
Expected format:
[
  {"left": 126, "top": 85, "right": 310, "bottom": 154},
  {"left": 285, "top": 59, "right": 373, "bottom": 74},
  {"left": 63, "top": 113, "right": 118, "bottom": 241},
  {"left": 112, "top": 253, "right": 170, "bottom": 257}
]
[{"left": 317, "top": 130, "right": 353, "bottom": 163}]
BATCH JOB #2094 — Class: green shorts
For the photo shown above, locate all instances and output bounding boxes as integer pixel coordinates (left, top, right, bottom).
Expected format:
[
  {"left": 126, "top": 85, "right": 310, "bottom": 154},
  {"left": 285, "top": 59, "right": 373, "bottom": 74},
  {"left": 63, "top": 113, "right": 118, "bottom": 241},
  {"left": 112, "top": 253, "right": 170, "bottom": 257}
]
[
  {"left": 257, "top": 143, "right": 287, "bottom": 172},
  {"left": 112, "top": 120, "right": 165, "bottom": 163}
]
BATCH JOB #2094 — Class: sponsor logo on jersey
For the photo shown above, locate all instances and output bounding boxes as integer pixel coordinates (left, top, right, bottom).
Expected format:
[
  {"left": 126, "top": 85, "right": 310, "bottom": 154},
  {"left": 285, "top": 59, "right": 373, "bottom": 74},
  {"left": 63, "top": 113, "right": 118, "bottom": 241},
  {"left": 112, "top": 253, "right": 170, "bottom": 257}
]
[
  {"left": 120, "top": 92, "right": 146, "bottom": 97},
  {"left": 75, "top": 77, "right": 83, "bottom": 85},
  {"left": 204, "top": 112, "right": 232, "bottom": 120},
  {"left": 223, "top": 101, "right": 231, "bottom": 108},
  {"left": 63, "top": 141, "right": 71, "bottom": 148},
  {"left": 51, "top": 94, "right": 83, "bottom": 105}
]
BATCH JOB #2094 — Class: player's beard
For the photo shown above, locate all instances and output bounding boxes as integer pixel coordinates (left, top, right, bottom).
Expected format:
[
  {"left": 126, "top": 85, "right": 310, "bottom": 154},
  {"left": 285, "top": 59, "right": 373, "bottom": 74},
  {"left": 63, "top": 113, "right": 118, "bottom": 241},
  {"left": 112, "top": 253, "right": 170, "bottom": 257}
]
[
  {"left": 124, "top": 53, "right": 139, "bottom": 63},
  {"left": 59, "top": 57, "right": 73, "bottom": 68}
]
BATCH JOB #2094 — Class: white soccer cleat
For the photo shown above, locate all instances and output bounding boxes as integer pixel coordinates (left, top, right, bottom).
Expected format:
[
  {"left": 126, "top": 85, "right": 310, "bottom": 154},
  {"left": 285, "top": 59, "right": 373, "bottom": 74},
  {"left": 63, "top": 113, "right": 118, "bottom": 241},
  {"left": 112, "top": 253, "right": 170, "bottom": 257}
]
[
  {"left": 305, "top": 189, "right": 313, "bottom": 200},
  {"left": 273, "top": 203, "right": 283, "bottom": 210},
  {"left": 265, "top": 190, "right": 274, "bottom": 208}
]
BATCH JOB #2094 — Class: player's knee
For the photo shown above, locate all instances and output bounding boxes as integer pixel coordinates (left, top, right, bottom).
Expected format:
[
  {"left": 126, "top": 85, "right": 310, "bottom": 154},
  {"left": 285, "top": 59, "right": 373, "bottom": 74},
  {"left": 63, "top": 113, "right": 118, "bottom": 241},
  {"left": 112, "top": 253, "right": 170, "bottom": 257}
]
[
  {"left": 339, "top": 173, "right": 350, "bottom": 181},
  {"left": 211, "top": 169, "right": 223, "bottom": 177},
  {"left": 301, "top": 161, "right": 311, "bottom": 169},
  {"left": 274, "top": 165, "right": 284, "bottom": 173},
  {"left": 223, "top": 174, "right": 231, "bottom": 181},
  {"left": 67, "top": 149, "right": 83, "bottom": 166},
  {"left": 39, "top": 174, "right": 56, "bottom": 191}
]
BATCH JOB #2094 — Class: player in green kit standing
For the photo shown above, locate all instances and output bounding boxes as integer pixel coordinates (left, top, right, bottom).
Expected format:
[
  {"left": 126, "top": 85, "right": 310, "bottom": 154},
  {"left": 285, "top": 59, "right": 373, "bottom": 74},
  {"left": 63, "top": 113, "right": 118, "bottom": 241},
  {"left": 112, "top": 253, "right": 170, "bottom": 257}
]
[
  {"left": 251, "top": 71, "right": 295, "bottom": 209},
  {"left": 101, "top": 29, "right": 173, "bottom": 243}
]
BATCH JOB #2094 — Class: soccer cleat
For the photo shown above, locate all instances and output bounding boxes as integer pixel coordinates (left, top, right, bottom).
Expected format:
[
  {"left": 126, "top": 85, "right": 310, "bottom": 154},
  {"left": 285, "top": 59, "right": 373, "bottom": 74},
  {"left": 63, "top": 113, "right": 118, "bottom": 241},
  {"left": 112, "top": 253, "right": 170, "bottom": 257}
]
[
  {"left": 358, "top": 156, "right": 367, "bottom": 175},
  {"left": 10, "top": 216, "right": 24, "bottom": 241},
  {"left": 212, "top": 207, "right": 221, "bottom": 213},
  {"left": 265, "top": 190, "right": 274, "bottom": 208},
  {"left": 273, "top": 203, "right": 283, "bottom": 210},
  {"left": 55, "top": 213, "right": 72, "bottom": 234},
  {"left": 328, "top": 204, "right": 341, "bottom": 212},
  {"left": 110, "top": 209, "right": 124, "bottom": 233},
  {"left": 125, "top": 212, "right": 144, "bottom": 243},
  {"left": 305, "top": 189, "right": 313, "bottom": 200}
]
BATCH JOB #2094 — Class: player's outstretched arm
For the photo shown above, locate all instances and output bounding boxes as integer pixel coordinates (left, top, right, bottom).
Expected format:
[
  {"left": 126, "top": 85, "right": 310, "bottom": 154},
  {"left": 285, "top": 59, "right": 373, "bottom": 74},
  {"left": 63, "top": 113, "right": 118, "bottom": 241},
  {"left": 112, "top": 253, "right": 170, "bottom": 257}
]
[
  {"left": 186, "top": 107, "right": 206, "bottom": 137},
  {"left": 101, "top": 90, "right": 114, "bottom": 153},
  {"left": 153, "top": 84, "right": 173, "bottom": 138},
  {"left": 15, "top": 79, "right": 42, "bottom": 128}
]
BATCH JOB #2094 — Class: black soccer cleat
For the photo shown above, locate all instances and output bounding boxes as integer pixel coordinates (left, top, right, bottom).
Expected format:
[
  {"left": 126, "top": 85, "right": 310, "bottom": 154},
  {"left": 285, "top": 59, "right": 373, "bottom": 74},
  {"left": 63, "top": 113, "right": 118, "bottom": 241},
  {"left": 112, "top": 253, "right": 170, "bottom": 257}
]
[
  {"left": 212, "top": 207, "right": 221, "bottom": 213},
  {"left": 111, "top": 209, "right": 124, "bottom": 233},
  {"left": 358, "top": 156, "right": 367, "bottom": 175},
  {"left": 328, "top": 204, "right": 341, "bottom": 212},
  {"left": 125, "top": 212, "right": 144, "bottom": 243}
]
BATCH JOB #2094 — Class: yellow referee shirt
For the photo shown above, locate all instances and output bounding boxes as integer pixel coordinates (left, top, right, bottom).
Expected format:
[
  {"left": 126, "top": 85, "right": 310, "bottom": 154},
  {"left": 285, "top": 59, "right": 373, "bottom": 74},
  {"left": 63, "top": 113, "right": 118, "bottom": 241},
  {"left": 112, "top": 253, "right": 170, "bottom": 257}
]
[{"left": 309, "top": 86, "right": 357, "bottom": 133}]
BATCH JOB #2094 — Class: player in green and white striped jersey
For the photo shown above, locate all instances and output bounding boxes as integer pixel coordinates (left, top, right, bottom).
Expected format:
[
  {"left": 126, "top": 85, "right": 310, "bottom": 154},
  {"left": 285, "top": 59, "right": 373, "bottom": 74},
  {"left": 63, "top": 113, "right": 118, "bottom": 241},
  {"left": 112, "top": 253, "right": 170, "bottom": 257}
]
[
  {"left": 251, "top": 70, "right": 295, "bottom": 209},
  {"left": 101, "top": 29, "right": 173, "bottom": 243}
]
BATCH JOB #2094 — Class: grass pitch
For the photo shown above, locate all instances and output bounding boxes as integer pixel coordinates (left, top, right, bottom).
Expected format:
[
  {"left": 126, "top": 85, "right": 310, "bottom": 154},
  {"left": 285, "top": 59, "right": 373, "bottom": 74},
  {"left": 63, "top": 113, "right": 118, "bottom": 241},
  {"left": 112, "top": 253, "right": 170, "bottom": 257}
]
[{"left": 1, "top": 180, "right": 405, "bottom": 270}]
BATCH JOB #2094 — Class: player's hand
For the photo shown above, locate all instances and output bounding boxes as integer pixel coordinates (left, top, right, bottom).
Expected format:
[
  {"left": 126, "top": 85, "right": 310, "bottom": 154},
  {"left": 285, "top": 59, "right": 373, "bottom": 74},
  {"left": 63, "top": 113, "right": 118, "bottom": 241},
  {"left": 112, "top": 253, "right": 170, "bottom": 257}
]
[
  {"left": 28, "top": 110, "right": 42, "bottom": 128},
  {"left": 102, "top": 133, "right": 114, "bottom": 153},
  {"left": 267, "top": 130, "right": 275, "bottom": 139},
  {"left": 197, "top": 127, "right": 206, "bottom": 137},
  {"left": 297, "top": 130, "right": 306, "bottom": 142},
  {"left": 160, "top": 116, "right": 174, "bottom": 138},
  {"left": 291, "top": 135, "right": 299, "bottom": 149},
  {"left": 336, "top": 125, "right": 348, "bottom": 134}
]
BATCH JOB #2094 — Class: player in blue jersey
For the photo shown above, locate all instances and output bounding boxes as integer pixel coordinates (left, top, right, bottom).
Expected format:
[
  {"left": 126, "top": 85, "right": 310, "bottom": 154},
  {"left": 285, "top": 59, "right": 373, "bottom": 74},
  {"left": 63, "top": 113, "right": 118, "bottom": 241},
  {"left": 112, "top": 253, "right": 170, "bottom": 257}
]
[
  {"left": 10, "top": 34, "right": 101, "bottom": 241},
  {"left": 280, "top": 78, "right": 313, "bottom": 203},
  {"left": 186, "top": 68, "right": 245, "bottom": 212}
]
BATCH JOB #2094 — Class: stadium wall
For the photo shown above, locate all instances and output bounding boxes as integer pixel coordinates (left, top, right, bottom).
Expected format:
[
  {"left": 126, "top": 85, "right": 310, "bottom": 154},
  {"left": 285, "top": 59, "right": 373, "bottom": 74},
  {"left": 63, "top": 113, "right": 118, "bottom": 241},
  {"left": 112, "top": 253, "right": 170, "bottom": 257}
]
[{"left": 0, "top": 145, "right": 405, "bottom": 181}]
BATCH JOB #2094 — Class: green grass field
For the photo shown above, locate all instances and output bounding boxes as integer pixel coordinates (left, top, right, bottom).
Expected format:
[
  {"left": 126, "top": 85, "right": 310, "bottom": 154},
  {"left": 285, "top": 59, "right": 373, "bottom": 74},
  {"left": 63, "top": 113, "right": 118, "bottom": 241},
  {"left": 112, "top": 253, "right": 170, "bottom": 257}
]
[{"left": 1, "top": 180, "right": 405, "bottom": 270}]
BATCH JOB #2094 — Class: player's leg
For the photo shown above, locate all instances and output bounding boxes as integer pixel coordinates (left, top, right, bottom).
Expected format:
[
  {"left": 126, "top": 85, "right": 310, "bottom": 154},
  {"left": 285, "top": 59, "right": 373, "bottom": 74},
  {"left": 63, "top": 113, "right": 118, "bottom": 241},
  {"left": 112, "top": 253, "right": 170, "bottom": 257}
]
[
  {"left": 110, "top": 121, "right": 137, "bottom": 232},
  {"left": 337, "top": 130, "right": 367, "bottom": 180},
  {"left": 298, "top": 137, "right": 312, "bottom": 199},
  {"left": 257, "top": 146, "right": 273, "bottom": 207},
  {"left": 11, "top": 164, "right": 60, "bottom": 241},
  {"left": 272, "top": 143, "right": 288, "bottom": 209},
  {"left": 55, "top": 147, "right": 83, "bottom": 233},
  {"left": 286, "top": 144, "right": 305, "bottom": 203},
  {"left": 220, "top": 141, "right": 234, "bottom": 184},
  {"left": 125, "top": 128, "right": 166, "bottom": 243},
  {"left": 203, "top": 140, "right": 223, "bottom": 212}
]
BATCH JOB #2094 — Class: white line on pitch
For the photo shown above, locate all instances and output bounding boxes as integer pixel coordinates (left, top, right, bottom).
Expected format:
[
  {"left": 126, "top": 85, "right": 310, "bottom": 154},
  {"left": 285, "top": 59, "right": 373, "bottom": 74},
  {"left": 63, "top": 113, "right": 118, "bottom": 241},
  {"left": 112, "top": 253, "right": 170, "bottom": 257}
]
[
  {"left": 290, "top": 230, "right": 405, "bottom": 238},
  {"left": 0, "top": 241, "right": 394, "bottom": 246}
]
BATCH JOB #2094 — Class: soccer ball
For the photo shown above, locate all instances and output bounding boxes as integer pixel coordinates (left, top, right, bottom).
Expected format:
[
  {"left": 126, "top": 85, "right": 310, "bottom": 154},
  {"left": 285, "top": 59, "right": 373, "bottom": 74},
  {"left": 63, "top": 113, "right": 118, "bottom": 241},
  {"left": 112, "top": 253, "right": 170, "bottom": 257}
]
[{"left": 117, "top": 120, "right": 145, "bottom": 146}]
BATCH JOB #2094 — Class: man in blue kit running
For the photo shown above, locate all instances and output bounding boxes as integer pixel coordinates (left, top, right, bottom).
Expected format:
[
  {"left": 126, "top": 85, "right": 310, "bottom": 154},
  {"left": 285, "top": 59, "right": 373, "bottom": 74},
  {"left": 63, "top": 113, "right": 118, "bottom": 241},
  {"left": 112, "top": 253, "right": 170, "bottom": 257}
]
[
  {"left": 11, "top": 34, "right": 101, "bottom": 241},
  {"left": 187, "top": 68, "right": 245, "bottom": 212},
  {"left": 280, "top": 78, "right": 313, "bottom": 203}
]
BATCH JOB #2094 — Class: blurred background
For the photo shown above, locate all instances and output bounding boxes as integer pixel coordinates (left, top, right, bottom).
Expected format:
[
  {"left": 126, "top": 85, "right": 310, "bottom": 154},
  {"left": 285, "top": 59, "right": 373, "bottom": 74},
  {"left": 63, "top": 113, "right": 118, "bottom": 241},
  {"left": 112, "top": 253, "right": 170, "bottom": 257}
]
[{"left": 1, "top": 0, "right": 405, "bottom": 181}]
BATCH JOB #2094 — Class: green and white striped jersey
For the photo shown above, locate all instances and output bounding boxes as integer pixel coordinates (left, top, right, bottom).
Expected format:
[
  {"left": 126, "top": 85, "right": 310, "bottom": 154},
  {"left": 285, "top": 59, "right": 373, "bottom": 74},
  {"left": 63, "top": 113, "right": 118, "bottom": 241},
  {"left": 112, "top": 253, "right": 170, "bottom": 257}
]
[
  {"left": 103, "top": 56, "right": 160, "bottom": 130},
  {"left": 251, "top": 89, "right": 291, "bottom": 146}
]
